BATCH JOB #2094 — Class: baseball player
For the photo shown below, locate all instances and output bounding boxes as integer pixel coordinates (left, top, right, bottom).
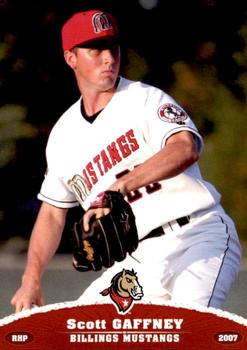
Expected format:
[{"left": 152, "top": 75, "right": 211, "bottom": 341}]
[{"left": 11, "top": 9, "right": 241, "bottom": 312}]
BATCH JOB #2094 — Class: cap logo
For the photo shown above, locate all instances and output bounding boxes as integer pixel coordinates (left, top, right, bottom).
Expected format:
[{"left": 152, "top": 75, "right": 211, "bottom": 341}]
[{"left": 92, "top": 12, "right": 113, "bottom": 33}]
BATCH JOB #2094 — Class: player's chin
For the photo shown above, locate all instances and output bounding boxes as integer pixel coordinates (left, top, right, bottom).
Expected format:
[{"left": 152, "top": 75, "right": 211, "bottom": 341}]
[{"left": 99, "top": 76, "right": 118, "bottom": 91}]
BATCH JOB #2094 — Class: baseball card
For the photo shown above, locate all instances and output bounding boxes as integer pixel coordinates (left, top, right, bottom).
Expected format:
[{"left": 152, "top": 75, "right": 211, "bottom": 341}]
[{"left": 0, "top": 1, "right": 246, "bottom": 349}]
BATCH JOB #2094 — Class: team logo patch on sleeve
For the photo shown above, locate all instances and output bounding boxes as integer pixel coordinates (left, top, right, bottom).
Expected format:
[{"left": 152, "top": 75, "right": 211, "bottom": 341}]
[{"left": 158, "top": 103, "right": 188, "bottom": 123}]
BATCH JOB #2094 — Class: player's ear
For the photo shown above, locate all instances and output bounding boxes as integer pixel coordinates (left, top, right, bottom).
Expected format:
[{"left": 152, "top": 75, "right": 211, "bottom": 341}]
[{"left": 64, "top": 50, "right": 77, "bottom": 69}]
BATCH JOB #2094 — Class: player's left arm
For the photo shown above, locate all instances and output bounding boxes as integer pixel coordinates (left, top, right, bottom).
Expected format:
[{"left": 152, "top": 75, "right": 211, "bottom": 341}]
[
  {"left": 83, "top": 130, "right": 199, "bottom": 230},
  {"left": 108, "top": 130, "right": 199, "bottom": 195}
]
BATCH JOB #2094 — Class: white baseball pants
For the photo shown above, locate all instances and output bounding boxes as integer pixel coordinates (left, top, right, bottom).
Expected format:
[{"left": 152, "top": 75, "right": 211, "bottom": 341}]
[{"left": 78, "top": 204, "right": 242, "bottom": 309}]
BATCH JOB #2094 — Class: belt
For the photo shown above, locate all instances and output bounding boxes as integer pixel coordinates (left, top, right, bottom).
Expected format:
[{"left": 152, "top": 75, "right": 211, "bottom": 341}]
[{"left": 140, "top": 216, "right": 190, "bottom": 241}]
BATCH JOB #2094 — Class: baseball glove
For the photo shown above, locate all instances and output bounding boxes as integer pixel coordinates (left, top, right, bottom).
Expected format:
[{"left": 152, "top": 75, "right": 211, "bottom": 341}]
[{"left": 72, "top": 191, "right": 138, "bottom": 272}]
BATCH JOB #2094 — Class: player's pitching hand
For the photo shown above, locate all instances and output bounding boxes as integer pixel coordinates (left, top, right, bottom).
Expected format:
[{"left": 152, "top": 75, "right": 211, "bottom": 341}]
[
  {"left": 108, "top": 179, "right": 128, "bottom": 196},
  {"left": 11, "top": 282, "right": 44, "bottom": 313},
  {"left": 83, "top": 207, "right": 110, "bottom": 232}
]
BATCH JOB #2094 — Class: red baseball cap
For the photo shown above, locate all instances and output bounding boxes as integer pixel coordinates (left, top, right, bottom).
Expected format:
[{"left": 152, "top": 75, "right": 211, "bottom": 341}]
[{"left": 61, "top": 10, "right": 119, "bottom": 51}]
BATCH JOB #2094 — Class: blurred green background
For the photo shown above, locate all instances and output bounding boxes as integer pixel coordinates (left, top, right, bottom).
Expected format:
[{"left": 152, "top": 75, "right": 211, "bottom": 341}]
[{"left": 0, "top": 0, "right": 246, "bottom": 252}]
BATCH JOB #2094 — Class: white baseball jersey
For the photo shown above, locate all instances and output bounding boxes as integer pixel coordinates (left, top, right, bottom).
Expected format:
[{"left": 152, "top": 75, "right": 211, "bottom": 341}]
[{"left": 38, "top": 77, "right": 221, "bottom": 239}]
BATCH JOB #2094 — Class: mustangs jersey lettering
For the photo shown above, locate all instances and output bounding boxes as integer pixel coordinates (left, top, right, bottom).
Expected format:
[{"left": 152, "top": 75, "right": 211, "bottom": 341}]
[{"left": 38, "top": 77, "right": 221, "bottom": 239}]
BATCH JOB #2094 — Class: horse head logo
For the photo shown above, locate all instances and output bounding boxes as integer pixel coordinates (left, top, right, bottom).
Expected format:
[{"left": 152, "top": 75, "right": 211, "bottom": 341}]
[{"left": 100, "top": 269, "right": 144, "bottom": 314}]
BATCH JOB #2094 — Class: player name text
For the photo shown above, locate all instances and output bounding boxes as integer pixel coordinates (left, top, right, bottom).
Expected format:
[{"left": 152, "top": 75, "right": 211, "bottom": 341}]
[{"left": 66, "top": 318, "right": 184, "bottom": 330}]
